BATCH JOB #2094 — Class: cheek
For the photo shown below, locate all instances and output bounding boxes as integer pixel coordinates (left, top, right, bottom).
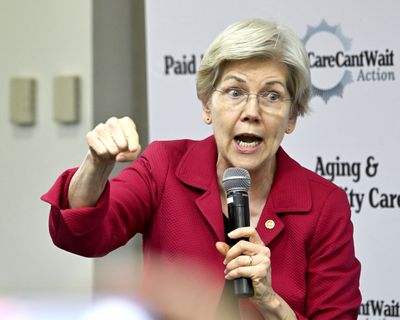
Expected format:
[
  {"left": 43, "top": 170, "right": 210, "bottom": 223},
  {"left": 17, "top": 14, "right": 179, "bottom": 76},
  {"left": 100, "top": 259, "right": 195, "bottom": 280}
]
[
  {"left": 211, "top": 108, "right": 236, "bottom": 131},
  {"left": 212, "top": 118, "right": 230, "bottom": 141},
  {"left": 265, "top": 114, "right": 288, "bottom": 134}
]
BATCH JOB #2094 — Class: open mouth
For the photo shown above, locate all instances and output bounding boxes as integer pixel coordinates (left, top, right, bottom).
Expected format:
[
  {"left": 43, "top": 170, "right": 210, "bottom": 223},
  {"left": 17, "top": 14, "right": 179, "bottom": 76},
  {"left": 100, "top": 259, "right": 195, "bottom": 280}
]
[{"left": 234, "top": 134, "right": 262, "bottom": 149}]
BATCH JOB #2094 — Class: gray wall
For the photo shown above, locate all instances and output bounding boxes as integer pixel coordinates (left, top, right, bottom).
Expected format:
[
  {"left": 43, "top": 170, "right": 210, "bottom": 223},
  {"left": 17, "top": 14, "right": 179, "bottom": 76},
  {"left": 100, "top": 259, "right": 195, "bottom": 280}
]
[
  {"left": 0, "top": 0, "right": 147, "bottom": 298},
  {"left": 92, "top": 0, "right": 147, "bottom": 295}
]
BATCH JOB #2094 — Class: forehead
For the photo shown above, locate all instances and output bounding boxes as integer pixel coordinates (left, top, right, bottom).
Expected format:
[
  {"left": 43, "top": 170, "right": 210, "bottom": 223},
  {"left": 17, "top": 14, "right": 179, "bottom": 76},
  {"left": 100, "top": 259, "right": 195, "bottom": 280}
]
[{"left": 218, "top": 58, "right": 288, "bottom": 87}]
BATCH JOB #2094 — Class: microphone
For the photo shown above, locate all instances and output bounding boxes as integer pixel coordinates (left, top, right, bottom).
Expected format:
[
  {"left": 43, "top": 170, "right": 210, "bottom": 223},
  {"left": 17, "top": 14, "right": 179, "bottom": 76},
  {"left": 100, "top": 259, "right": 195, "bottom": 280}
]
[{"left": 222, "top": 167, "right": 254, "bottom": 298}]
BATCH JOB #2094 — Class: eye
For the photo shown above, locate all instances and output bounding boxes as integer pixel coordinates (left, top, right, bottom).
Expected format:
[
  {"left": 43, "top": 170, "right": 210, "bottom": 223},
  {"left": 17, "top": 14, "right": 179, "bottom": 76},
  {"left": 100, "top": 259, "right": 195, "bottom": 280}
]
[
  {"left": 225, "top": 87, "right": 245, "bottom": 98},
  {"left": 261, "top": 91, "right": 281, "bottom": 102}
]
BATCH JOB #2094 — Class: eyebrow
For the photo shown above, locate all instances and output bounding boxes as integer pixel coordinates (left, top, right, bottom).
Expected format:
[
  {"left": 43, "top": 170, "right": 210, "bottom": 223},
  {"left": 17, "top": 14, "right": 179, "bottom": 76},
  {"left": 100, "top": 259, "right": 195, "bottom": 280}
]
[
  {"left": 221, "top": 75, "right": 246, "bottom": 83},
  {"left": 221, "top": 75, "right": 287, "bottom": 90}
]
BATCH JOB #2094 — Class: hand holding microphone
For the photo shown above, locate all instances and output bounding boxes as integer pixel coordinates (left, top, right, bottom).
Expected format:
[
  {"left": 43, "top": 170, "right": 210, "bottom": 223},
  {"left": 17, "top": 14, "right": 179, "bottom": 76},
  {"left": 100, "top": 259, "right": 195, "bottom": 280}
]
[
  {"left": 218, "top": 167, "right": 276, "bottom": 305},
  {"left": 222, "top": 167, "right": 254, "bottom": 297}
]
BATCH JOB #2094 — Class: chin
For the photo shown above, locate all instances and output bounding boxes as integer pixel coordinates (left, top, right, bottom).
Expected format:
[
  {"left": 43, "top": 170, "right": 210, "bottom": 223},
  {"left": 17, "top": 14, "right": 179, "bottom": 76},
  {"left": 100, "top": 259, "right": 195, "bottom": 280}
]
[
  {"left": 236, "top": 154, "right": 275, "bottom": 174},
  {"left": 228, "top": 159, "right": 260, "bottom": 172}
]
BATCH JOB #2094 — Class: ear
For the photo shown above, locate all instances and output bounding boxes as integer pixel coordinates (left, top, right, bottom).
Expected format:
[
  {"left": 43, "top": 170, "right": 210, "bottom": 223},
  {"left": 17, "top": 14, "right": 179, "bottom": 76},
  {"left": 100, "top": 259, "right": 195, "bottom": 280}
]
[
  {"left": 201, "top": 101, "right": 212, "bottom": 125},
  {"left": 285, "top": 115, "right": 297, "bottom": 134}
]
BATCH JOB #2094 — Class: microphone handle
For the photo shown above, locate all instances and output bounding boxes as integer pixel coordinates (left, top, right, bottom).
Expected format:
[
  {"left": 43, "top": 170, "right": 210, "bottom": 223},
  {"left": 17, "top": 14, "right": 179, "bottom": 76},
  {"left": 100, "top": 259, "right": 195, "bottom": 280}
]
[{"left": 227, "top": 192, "right": 254, "bottom": 297}]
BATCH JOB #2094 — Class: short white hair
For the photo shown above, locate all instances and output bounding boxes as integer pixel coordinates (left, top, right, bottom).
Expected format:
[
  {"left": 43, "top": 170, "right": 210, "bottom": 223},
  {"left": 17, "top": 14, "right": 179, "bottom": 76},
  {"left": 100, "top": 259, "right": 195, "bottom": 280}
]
[{"left": 196, "top": 19, "right": 311, "bottom": 117}]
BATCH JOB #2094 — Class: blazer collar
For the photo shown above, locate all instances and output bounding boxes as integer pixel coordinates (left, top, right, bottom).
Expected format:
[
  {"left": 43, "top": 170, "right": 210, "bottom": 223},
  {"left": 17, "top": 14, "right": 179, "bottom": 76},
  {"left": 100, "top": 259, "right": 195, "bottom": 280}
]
[
  {"left": 176, "top": 136, "right": 218, "bottom": 191},
  {"left": 175, "top": 136, "right": 312, "bottom": 242},
  {"left": 269, "top": 147, "right": 312, "bottom": 214},
  {"left": 176, "top": 136, "right": 225, "bottom": 241},
  {"left": 255, "top": 148, "right": 312, "bottom": 245}
]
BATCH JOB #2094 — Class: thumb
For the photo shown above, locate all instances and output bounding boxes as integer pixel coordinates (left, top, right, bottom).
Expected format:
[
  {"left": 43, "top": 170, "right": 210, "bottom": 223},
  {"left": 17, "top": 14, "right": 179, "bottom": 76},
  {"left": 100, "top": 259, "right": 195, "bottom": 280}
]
[
  {"left": 115, "top": 151, "right": 138, "bottom": 162},
  {"left": 215, "top": 241, "right": 230, "bottom": 258}
]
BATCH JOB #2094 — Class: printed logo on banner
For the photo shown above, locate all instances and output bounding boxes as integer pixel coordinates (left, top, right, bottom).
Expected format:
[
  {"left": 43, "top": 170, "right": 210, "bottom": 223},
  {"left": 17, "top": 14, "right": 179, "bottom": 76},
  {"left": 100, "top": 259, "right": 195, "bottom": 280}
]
[
  {"left": 164, "top": 54, "right": 203, "bottom": 75},
  {"left": 359, "top": 299, "right": 400, "bottom": 319},
  {"left": 162, "top": 20, "right": 397, "bottom": 105},
  {"left": 302, "top": 19, "right": 396, "bottom": 103}
]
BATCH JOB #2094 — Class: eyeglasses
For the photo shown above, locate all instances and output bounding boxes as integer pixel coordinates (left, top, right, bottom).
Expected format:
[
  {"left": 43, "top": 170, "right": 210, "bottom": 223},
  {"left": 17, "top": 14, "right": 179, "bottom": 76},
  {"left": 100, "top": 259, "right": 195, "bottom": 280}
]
[{"left": 213, "top": 87, "right": 292, "bottom": 111}]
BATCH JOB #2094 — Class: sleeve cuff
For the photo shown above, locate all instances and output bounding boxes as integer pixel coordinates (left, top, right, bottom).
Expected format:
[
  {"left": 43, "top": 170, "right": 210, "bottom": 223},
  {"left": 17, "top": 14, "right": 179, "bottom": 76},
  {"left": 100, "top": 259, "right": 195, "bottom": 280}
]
[
  {"left": 41, "top": 168, "right": 111, "bottom": 237},
  {"left": 40, "top": 168, "right": 79, "bottom": 209}
]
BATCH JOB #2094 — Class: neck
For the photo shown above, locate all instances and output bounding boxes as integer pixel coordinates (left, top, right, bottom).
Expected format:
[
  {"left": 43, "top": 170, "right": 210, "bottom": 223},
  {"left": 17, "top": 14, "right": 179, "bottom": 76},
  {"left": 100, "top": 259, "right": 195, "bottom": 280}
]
[
  {"left": 216, "top": 155, "right": 277, "bottom": 202},
  {"left": 249, "top": 157, "right": 276, "bottom": 201}
]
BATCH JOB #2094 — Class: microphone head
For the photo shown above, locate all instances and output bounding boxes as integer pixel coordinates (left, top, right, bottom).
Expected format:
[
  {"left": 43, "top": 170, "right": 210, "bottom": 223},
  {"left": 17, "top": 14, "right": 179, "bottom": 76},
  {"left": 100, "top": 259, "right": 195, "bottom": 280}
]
[{"left": 222, "top": 167, "right": 251, "bottom": 194}]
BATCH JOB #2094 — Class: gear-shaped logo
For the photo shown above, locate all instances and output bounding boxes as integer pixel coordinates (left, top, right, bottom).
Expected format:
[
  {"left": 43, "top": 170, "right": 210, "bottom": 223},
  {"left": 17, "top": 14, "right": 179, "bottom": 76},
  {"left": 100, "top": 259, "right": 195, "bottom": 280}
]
[{"left": 303, "top": 20, "right": 353, "bottom": 103}]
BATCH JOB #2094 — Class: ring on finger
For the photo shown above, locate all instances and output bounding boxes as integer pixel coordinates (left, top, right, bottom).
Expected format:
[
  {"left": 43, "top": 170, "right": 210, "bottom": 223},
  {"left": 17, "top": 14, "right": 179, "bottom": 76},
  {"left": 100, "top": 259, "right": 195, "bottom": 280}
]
[{"left": 248, "top": 255, "right": 253, "bottom": 266}]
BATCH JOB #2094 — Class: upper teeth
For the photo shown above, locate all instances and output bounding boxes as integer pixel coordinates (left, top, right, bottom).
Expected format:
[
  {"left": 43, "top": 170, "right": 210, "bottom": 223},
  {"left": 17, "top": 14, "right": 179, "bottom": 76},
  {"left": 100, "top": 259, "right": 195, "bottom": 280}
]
[{"left": 237, "top": 140, "right": 260, "bottom": 148}]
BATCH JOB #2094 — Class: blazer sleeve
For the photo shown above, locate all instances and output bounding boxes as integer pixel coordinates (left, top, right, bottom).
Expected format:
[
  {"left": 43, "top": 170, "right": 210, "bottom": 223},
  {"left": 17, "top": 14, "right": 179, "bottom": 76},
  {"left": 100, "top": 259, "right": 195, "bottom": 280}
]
[
  {"left": 304, "top": 187, "right": 362, "bottom": 319},
  {"left": 41, "top": 142, "right": 168, "bottom": 257}
]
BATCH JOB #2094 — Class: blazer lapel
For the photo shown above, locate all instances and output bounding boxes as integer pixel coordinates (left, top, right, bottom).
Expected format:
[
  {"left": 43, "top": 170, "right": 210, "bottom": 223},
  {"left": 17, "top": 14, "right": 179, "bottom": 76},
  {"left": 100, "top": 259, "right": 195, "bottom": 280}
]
[
  {"left": 195, "top": 186, "right": 225, "bottom": 241},
  {"left": 257, "top": 148, "right": 312, "bottom": 246},
  {"left": 256, "top": 199, "right": 285, "bottom": 246},
  {"left": 176, "top": 136, "right": 225, "bottom": 241}
]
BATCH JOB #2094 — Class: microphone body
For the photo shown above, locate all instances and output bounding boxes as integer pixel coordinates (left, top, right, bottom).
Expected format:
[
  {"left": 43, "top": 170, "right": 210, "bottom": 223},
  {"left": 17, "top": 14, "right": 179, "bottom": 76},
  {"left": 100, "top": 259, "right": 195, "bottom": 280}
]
[{"left": 223, "top": 168, "right": 254, "bottom": 298}]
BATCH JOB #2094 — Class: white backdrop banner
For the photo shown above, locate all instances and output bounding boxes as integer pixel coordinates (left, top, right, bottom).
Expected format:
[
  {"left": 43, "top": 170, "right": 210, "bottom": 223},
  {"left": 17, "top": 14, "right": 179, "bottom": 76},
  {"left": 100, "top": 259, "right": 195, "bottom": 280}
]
[{"left": 145, "top": 1, "right": 400, "bottom": 318}]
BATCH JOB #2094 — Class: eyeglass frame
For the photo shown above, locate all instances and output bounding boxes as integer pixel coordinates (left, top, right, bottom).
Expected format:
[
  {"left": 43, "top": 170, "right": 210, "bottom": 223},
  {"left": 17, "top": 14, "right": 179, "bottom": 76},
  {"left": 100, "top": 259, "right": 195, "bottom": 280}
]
[{"left": 212, "top": 86, "right": 293, "bottom": 111}]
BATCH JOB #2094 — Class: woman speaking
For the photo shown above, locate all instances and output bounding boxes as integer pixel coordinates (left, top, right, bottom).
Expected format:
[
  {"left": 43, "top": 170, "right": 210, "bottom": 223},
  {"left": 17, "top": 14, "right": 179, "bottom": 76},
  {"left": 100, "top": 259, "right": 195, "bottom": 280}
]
[{"left": 42, "top": 19, "right": 361, "bottom": 319}]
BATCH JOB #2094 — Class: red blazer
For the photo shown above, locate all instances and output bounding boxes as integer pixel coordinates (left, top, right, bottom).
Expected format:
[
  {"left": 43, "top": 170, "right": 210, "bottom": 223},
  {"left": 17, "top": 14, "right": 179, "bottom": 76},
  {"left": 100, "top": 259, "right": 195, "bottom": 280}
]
[{"left": 42, "top": 136, "right": 361, "bottom": 319}]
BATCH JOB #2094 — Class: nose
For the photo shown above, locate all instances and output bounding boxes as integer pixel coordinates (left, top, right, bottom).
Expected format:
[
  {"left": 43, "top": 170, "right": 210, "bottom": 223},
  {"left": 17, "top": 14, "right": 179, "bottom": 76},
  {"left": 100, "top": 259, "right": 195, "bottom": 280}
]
[{"left": 241, "top": 94, "right": 261, "bottom": 122}]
